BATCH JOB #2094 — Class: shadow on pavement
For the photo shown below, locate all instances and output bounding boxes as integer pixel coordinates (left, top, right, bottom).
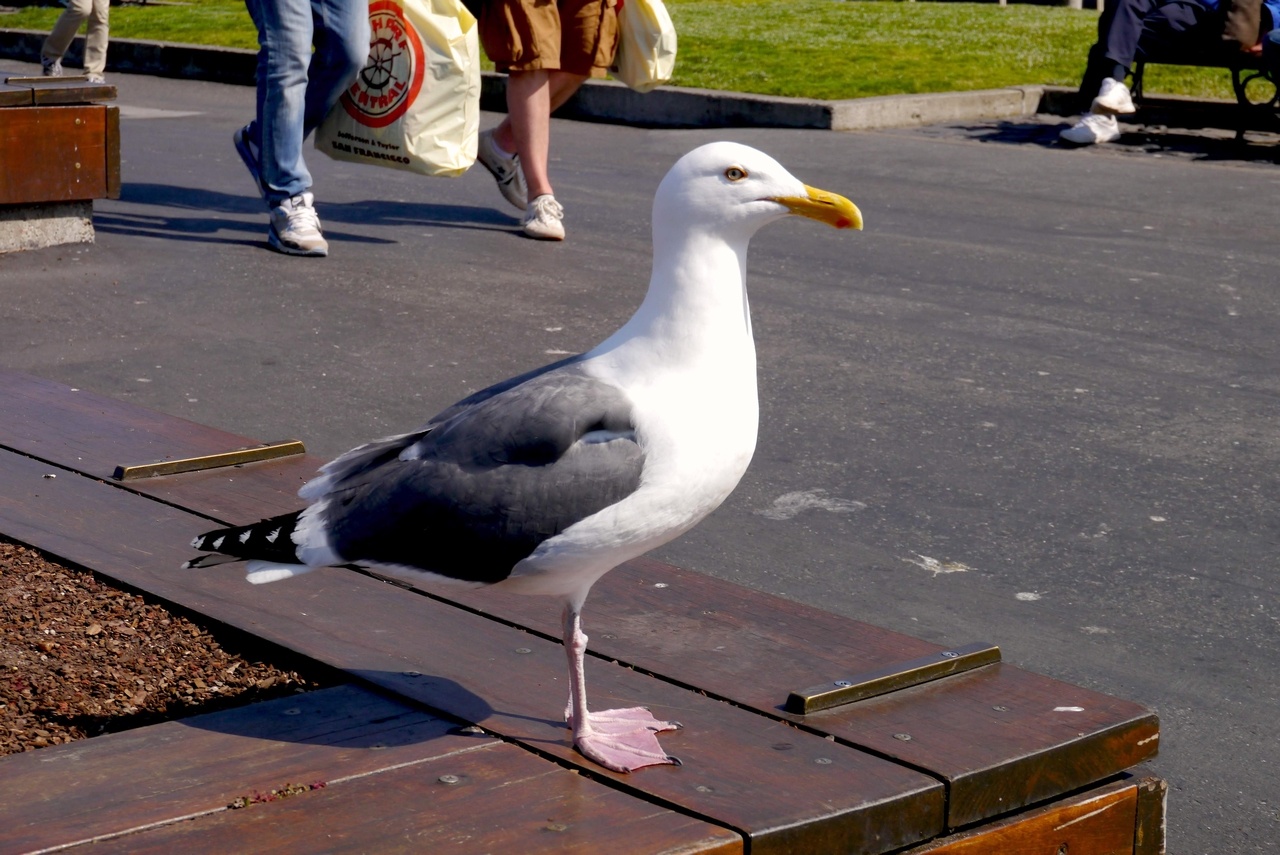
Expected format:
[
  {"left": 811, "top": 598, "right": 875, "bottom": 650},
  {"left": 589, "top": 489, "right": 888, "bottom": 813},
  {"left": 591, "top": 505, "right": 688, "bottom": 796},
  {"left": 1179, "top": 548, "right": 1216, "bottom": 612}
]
[
  {"left": 939, "top": 117, "right": 1280, "bottom": 164},
  {"left": 97, "top": 183, "right": 520, "bottom": 246}
]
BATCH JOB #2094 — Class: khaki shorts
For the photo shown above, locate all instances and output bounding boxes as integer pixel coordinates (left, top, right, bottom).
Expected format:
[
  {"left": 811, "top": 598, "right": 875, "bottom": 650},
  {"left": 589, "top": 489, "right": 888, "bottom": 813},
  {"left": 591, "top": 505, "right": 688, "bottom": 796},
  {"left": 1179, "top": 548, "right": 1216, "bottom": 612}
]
[{"left": 480, "top": 0, "right": 619, "bottom": 77}]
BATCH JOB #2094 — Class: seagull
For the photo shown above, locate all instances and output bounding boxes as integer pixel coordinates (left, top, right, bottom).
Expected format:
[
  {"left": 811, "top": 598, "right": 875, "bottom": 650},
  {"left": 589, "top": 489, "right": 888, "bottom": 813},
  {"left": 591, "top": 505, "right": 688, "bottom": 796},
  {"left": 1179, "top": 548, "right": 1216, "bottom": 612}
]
[{"left": 186, "top": 141, "right": 862, "bottom": 773}]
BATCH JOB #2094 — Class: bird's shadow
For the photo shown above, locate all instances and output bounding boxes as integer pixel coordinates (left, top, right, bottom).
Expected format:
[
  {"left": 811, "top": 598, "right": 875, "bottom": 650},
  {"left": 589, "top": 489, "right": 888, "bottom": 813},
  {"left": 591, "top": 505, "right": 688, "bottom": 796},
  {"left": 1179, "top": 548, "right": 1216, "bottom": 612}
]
[
  {"left": 95, "top": 183, "right": 519, "bottom": 247},
  {"left": 176, "top": 672, "right": 570, "bottom": 751}
]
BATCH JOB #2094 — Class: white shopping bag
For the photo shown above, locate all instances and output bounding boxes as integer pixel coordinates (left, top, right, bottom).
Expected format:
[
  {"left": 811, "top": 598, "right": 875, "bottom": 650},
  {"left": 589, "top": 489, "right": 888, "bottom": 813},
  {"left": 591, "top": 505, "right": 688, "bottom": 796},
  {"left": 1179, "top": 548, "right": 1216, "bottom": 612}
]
[
  {"left": 610, "top": 0, "right": 677, "bottom": 93},
  {"left": 315, "top": 0, "right": 480, "bottom": 177}
]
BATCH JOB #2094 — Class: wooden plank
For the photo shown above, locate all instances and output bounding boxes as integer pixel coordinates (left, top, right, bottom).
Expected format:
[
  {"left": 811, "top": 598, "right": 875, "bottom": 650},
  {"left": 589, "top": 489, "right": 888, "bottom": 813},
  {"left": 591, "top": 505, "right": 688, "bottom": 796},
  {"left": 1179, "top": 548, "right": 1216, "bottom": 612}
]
[
  {"left": 25, "top": 78, "right": 117, "bottom": 106},
  {"left": 437, "top": 568, "right": 1158, "bottom": 828},
  {"left": 0, "top": 107, "right": 110, "bottom": 205},
  {"left": 0, "top": 82, "right": 33, "bottom": 107},
  {"left": 0, "top": 447, "right": 946, "bottom": 855},
  {"left": 106, "top": 103, "right": 121, "bottom": 199},
  {"left": 0, "top": 685, "right": 739, "bottom": 855},
  {"left": 0, "top": 371, "right": 321, "bottom": 519},
  {"left": 1134, "top": 777, "right": 1168, "bottom": 855},
  {"left": 903, "top": 779, "right": 1138, "bottom": 854},
  {"left": 0, "top": 685, "right": 484, "bottom": 853},
  {"left": 0, "top": 370, "right": 1158, "bottom": 830},
  {"left": 85, "top": 744, "right": 742, "bottom": 855}
]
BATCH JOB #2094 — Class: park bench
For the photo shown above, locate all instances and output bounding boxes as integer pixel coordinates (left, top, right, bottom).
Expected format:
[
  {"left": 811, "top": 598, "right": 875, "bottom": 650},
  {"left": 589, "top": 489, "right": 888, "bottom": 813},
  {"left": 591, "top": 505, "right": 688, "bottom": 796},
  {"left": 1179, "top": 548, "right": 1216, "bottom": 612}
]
[
  {"left": 0, "top": 369, "right": 1167, "bottom": 853},
  {"left": 1133, "top": 43, "right": 1279, "bottom": 137},
  {"left": 0, "top": 75, "right": 119, "bottom": 252}
]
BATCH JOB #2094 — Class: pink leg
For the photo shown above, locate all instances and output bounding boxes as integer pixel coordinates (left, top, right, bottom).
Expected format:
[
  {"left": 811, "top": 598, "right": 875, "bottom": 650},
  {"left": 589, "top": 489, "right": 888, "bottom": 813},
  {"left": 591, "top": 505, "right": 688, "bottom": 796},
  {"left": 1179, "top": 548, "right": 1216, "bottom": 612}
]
[{"left": 561, "top": 603, "right": 681, "bottom": 773}]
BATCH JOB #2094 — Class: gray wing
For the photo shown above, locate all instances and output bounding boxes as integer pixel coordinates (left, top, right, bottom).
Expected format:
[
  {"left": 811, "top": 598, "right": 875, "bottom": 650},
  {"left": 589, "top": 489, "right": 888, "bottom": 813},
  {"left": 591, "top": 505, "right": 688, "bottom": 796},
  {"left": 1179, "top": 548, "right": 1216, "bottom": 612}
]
[{"left": 310, "top": 361, "right": 644, "bottom": 583}]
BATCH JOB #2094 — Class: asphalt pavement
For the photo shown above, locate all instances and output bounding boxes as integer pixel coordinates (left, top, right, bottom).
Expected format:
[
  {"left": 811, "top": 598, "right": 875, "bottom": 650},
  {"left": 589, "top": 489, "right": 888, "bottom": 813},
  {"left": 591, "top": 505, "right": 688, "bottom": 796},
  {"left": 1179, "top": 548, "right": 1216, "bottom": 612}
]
[{"left": 2, "top": 62, "right": 1279, "bottom": 853}]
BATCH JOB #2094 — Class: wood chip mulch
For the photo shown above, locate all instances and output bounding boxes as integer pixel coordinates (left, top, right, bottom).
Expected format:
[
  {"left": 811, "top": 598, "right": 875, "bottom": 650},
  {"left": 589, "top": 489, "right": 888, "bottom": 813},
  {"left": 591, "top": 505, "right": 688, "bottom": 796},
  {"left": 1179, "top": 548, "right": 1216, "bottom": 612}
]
[{"left": 1, "top": 537, "right": 333, "bottom": 757}]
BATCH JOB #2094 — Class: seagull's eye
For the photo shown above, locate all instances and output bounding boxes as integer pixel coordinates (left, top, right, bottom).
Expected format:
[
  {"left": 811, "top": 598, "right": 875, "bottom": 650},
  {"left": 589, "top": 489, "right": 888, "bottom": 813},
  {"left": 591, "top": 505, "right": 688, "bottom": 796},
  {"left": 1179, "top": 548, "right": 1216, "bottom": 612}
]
[{"left": 724, "top": 167, "right": 748, "bottom": 182}]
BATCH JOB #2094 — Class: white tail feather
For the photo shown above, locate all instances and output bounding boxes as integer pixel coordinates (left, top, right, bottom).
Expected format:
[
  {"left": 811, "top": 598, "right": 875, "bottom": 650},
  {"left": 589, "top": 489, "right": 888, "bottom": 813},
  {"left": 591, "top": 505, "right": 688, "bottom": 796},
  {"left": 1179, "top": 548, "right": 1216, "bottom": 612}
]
[{"left": 245, "top": 560, "right": 318, "bottom": 585}]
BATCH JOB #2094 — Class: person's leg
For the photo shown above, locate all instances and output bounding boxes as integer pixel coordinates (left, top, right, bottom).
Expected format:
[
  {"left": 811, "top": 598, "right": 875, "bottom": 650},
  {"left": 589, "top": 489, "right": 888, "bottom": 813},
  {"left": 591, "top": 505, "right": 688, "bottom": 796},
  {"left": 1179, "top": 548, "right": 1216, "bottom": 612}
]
[
  {"left": 507, "top": 0, "right": 615, "bottom": 199},
  {"left": 81, "top": 0, "right": 110, "bottom": 78},
  {"left": 504, "top": 69, "right": 554, "bottom": 199},
  {"left": 245, "top": 0, "right": 316, "bottom": 204},
  {"left": 490, "top": 69, "right": 586, "bottom": 154},
  {"left": 1077, "top": 0, "right": 1159, "bottom": 110},
  {"left": 1136, "top": 0, "right": 1221, "bottom": 63},
  {"left": 303, "top": 0, "right": 369, "bottom": 138},
  {"left": 241, "top": 0, "right": 330, "bottom": 256},
  {"left": 41, "top": 0, "right": 92, "bottom": 72},
  {"left": 1263, "top": 27, "right": 1280, "bottom": 80}
]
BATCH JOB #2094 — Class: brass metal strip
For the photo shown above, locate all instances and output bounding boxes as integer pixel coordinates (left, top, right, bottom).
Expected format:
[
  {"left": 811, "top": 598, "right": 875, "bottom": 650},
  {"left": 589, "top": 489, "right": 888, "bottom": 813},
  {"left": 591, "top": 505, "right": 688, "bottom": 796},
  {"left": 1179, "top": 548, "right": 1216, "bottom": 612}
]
[
  {"left": 786, "top": 641, "right": 1001, "bottom": 714},
  {"left": 113, "top": 440, "right": 306, "bottom": 481}
]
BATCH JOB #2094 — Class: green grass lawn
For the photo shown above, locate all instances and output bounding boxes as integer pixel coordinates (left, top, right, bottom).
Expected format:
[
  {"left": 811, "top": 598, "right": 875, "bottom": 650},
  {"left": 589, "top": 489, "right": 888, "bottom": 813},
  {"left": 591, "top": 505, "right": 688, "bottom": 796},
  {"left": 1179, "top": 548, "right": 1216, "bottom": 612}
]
[{"left": 0, "top": 0, "right": 1239, "bottom": 101}]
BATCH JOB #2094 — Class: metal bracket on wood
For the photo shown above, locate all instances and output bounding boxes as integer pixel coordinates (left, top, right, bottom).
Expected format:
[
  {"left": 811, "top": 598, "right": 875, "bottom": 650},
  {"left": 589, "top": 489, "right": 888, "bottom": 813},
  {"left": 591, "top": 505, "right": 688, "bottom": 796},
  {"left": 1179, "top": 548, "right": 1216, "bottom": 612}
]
[
  {"left": 785, "top": 641, "right": 1001, "bottom": 715},
  {"left": 112, "top": 440, "right": 306, "bottom": 481}
]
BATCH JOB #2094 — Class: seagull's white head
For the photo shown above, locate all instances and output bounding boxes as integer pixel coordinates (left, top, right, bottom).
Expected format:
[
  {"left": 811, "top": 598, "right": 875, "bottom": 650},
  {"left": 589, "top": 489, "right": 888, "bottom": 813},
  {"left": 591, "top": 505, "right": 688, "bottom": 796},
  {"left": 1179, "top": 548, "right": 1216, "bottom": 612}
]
[{"left": 653, "top": 141, "right": 863, "bottom": 242}]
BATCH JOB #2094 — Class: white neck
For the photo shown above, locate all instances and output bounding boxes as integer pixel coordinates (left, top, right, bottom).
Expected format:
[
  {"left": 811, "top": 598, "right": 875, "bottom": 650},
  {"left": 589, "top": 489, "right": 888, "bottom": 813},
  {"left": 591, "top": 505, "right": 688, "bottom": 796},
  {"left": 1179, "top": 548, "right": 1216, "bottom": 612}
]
[{"left": 588, "top": 221, "right": 757, "bottom": 381}]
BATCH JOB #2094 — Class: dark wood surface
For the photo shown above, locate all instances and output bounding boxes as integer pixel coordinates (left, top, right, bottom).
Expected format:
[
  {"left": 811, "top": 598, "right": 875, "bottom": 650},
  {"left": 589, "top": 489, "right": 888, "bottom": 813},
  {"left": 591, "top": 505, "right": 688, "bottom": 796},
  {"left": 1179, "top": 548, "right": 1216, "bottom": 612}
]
[
  {"left": 84, "top": 742, "right": 742, "bottom": 855},
  {"left": 0, "top": 371, "right": 1163, "bottom": 850},
  {"left": 0, "top": 81, "right": 32, "bottom": 107},
  {"left": 0, "top": 106, "right": 112, "bottom": 205},
  {"left": 0, "top": 685, "right": 740, "bottom": 855},
  {"left": 0, "top": 370, "right": 323, "bottom": 519},
  {"left": 0, "top": 371, "right": 1159, "bottom": 830},
  {"left": 0, "top": 76, "right": 117, "bottom": 105},
  {"left": 1134, "top": 777, "right": 1168, "bottom": 855},
  {"left": 105, "top": 103, "right": 121, "bottom": 199},
  {"left": 0, "top": 437, "right": 945, "bottom": 854},
  {"left": 903, "top": 778, "right": 1139, "bottom": 854}
]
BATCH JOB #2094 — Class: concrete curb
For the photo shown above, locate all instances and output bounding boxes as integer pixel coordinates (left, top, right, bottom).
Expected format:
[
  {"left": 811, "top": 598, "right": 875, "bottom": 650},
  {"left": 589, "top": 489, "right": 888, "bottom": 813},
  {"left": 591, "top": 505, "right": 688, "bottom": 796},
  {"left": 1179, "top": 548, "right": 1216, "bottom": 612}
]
[{"left": 0, "top": 28, "right": 1066, "bottom": 130}]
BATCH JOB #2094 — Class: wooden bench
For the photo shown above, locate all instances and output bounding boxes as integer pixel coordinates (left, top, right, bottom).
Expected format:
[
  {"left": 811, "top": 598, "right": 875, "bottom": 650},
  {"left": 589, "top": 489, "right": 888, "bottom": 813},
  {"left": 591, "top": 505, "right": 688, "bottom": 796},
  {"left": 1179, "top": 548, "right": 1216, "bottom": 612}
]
[
  {"left": 1133, "top": 44, "right": 1279, "bottom": 137},
  {"left": 0, "top": 76, "right": 120, "bottom": 253},
  {"left": 0, "top": 370, "right": 1167, "bottom": 854}
]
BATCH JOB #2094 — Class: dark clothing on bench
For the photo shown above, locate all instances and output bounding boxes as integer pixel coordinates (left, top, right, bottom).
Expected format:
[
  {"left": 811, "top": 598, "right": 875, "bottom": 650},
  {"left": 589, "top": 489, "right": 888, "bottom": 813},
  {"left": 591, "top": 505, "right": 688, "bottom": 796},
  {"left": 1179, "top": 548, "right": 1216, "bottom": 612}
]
[{"left": 1078, "top": 0, "right": 1225, "bottom": 110}]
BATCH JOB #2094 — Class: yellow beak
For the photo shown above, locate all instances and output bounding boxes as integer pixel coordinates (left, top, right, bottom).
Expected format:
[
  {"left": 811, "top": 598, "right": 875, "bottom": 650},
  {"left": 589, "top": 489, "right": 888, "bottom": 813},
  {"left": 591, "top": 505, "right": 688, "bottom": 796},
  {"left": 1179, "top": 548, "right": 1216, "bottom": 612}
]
[{"left": 769, "top": 184, "right": 863, "bottom": 230}]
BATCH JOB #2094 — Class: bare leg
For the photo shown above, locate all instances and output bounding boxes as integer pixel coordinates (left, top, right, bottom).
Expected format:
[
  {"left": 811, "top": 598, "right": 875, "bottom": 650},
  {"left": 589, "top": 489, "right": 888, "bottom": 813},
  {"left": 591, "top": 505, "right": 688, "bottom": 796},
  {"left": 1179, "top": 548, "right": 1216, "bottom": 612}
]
[
  {"left": 561, "top": 602, "right": 681, "bottom": 773},
  {"left": 493, "top": 70, "right": 590, "bottom": 200}
]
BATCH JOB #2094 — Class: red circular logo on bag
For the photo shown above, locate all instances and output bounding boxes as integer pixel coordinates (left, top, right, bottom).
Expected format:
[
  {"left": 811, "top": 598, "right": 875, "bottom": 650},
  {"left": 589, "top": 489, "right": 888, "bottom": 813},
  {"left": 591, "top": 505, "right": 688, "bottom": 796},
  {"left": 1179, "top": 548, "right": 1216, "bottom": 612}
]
[{"left": 340, "top": 0, "right": 426, "bottom": 129}]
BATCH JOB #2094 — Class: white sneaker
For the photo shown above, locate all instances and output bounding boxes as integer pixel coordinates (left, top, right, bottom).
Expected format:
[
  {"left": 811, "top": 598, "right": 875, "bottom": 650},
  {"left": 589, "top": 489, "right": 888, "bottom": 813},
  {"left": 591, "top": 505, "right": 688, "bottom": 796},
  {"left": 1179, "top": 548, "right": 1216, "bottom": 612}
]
[
  {"left": 85, "top": 73, "right": 105, "bottom": 84},
  {"left": 1059, "top": 113, "right": 1121, "bottom": 146},
  {"left": 523, "top": 194, "right": 565, "bottom": 241},
  {"left": 476, "top": 129, "right": 527, "bottom": 211},
  {"left": 1091, "top": 77, "right": 1135, "bottom": 115},
  {"left": 269, "top": 192, "right": 328, "bottom": 256},
  {"left": 41, "top": 57, "right": 62, "bottom": 77}
]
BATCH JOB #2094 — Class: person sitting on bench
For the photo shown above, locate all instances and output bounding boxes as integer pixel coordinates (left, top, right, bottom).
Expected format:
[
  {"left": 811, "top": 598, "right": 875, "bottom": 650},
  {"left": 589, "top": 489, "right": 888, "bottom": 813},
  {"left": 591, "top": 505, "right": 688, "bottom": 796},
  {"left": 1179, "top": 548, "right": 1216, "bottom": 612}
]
[{"left": 1061, "top": 0, "right": 1280, "bottom": 145}]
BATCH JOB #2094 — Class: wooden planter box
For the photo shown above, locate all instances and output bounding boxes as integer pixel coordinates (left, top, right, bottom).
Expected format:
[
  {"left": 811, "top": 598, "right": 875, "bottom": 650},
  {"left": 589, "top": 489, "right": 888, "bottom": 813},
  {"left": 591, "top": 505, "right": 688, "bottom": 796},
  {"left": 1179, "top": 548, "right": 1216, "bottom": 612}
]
[
  {"left": 0, "top": 77, "right": 120, "bottom": 252},
  {"left": 0, "top": 370, "right": 1165, "bottom": 854}
]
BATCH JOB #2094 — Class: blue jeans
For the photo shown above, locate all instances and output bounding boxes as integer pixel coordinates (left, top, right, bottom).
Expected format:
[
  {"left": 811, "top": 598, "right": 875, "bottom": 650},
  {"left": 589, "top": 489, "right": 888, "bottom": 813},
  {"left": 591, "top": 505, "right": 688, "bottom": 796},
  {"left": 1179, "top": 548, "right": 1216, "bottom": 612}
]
[
  {"left": 1264, "top": 28, "right": 1280, "bottom": 79},
  {"left": 244, "top": 0, "right": 369, "bottom": 204}
]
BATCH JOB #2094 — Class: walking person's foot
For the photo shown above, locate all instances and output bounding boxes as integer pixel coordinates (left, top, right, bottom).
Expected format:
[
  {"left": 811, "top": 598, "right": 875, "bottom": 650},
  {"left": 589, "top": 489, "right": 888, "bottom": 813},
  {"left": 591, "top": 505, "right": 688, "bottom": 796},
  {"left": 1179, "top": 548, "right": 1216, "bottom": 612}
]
[
  {"left": 523, "top": 194, "right": 565, "bottom": 241},
  {"left": 269, "top": 192, "right": 328, "bottom": 256},
  {"left": 234, "top": 124, "right": 269, "bottom": 200},
  {"left": 477, "top": 129, "right": 528, "bottom": 211}
]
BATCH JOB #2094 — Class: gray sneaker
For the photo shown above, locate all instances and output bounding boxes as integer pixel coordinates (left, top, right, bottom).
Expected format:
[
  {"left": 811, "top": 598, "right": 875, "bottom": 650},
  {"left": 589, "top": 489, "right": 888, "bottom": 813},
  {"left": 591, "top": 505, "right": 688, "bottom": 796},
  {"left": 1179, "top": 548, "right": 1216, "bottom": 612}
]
[
  {"left": 234, "top": 124, "right": 269, "bottom": 200},
  {"left": 41, "top": 57, "right": 63, "bottom": 77},
  {"left": 476, "top": 129, "right": 527, "bottom": 211},
  {"left": 523, "top": 194, "right": 565, "bottom": 241},
  {"left": 269, "top": 193, "right": 328, "bottom": 256}
]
